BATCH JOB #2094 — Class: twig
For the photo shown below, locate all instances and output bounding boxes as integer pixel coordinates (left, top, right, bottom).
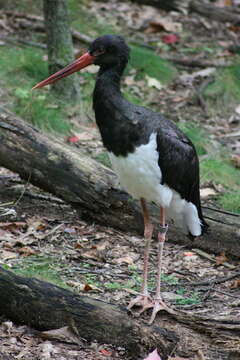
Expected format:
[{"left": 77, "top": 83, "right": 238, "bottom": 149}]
[
  {"left": 203, "top": 215, "right": 235, "bottom": 226},
  {"left": 192, "top": 248, "right": 236, "bottom": 270},
  {"left": 202, "top": 206, "right": 240, "bottom": 218},
  {"left": 71, "top": 29, "right": 93, "bottom": 45},
  {"left": 212, "top": 288, "right": 240, "bottom": 299},
  {"left": 0, "top": 201, "right": 14, "bottom": 207},
  {"left": 194, "top": 76, "right": 215, "bottom": 116},
  {"left": 20, "top": 190, "right": 64, "bottom": 204},
  {"left": 188, "top": 271, "right": 240, "bottom": 287},
  {"left": 163, "top": 56, "right": 231, "bottom": 68},
  {"left": 196, "top": 349, "right": 206, "bottom": 360}
]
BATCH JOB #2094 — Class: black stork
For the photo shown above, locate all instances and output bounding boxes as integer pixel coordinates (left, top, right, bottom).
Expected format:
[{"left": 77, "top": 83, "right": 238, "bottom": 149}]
[{"left": 33, "top": 35, "right": 208, "bottom": 324}]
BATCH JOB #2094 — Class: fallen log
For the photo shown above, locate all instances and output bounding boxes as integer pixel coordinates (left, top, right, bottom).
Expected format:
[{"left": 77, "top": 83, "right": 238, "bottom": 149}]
[
  {"left": 0, "top": 267, "right": 240, "bottom": 360},
  {"left": 0, "top": 266, "right": 177, "bottom": 359},
  {"left": 0, "top": 107, "right": 239, "bottom": 256}
]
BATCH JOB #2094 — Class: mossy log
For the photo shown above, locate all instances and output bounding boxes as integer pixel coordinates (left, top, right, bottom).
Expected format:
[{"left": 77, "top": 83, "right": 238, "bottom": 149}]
[
  {"left": 0, "top": 266, "right": 177, "bottom": 359},
  {"left": 0, "top": 107, "right": 239, "bottom": 256}
]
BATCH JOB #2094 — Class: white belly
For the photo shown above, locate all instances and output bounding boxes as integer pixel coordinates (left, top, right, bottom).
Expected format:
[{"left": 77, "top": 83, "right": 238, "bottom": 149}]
[{"left": 108, "top": 133, "right": 201, "bottom": 236}]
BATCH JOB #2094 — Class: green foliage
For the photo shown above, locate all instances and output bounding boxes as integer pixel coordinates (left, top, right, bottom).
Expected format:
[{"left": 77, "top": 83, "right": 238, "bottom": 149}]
[
  {"left": 69, "top": 2, "right": 115, "bottom": 37},
  {"left": 177, "top": 122, "right": 240, "bottom": 213},
  {"left": 84, "top": 273, "right": 98, "bottom": 285},
  {"left": 201, "top": 158, "right": 240, "bottom": 189},
  {"left": 105, "top": 282, "right": 124, "bottom": 290},
  {"left": 178, "top": 122, "right": 208, "bottom": 156},
  {"left": 129, "top": 45, "right": 177, "bottom": 83},
  {"left": 0, "top": 46, "right": 71, "bottom": 133},
  {"left": 204, "top": 63, "right": 240, "bottom": 113},
  {"left": 218, "top": 191, "right": 240, "bottom": 213},
  {"left": 161, "top": 274, "right": 179, "bottom": 285},
  {"left": 175, "top": 292, "right": 200, "bottom": 305},
  {"left": 94, "top": 152, "right": 111, "bottom": 168},
  {"left": 12, "top": 256, "right": 68, "bottom": 288},
  {"left": 180, "top": 46, "right": 216, "bottom": 54},
  {"left": 15, "top": 89, "right": 71, "bottom": 133}
]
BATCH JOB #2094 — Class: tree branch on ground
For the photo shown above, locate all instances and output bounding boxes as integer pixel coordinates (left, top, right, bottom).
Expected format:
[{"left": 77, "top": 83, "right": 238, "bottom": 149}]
[{"left": 0, "top": 107, "right": 239, "bottom": 257}]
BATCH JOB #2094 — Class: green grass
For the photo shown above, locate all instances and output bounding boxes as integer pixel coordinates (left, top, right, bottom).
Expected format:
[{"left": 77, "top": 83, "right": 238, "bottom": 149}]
[
  {"left": 178, "top": 123, "right": 240, "bottom": 213},
  {"left": 201, "top": 158, "right": 240, "bottom": 190},
  {"left": 204, "top": 62, "right": 240, "bottom": 114},
  {"left": 70, "top": 1, "right": 116, "bottom": 38},
  {"left": 94, "top": 152, "right": 112, "bottom": 168},
  {"left": 105, "top": 282, "right": 125, "bottom": 290},
  {"left": 0, "top": 46, "right": 71, "bottom": 133},
  {"left": 175, "top": 292, "right": 200, "bottom": 305},
  {"left": 218, "top": 191, "right": 240, "bottom": 213},
  {"left": 11, "top": 256, "right": 69, "bottom": 288},
  {"left": 128, "top": 45, "right": 177, "bottom": 83},
  {"left": 178, "top": 122, "right": 208, "bottom": 156},
  {"left": 202, "top": 157, "right": 240, "bottom": 213}
]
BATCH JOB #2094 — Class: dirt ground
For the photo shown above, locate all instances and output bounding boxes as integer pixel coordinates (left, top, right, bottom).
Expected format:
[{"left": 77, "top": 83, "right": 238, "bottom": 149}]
[
  {"left": 0, "top": 0, "right": 240, "bottom": 359},
  {"left": 0, "top": 170, "right": 240, "bottom": 360}
]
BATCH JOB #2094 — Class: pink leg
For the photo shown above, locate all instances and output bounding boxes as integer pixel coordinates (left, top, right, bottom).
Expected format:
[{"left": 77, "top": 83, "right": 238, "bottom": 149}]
[
  {"left": 149, "top": 207, "right": 175, "bottom": 324},
  {"left": 127, "top": 198, "right": 154, "bottom": 312}
]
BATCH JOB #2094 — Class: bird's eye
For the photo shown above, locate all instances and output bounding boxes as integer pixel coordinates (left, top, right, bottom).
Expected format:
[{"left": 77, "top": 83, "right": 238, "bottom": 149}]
[{"left": 92, "top": 48, "right": 105, "bottom": 56}]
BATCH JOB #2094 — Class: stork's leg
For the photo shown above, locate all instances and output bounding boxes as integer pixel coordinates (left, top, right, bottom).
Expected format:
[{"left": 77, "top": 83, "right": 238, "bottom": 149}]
[
  {"left": 127, "top": 198, "right": 154, "bottom": 312},
  {"left": 149, "top": 207, "right": 174, "bottom": 324}
]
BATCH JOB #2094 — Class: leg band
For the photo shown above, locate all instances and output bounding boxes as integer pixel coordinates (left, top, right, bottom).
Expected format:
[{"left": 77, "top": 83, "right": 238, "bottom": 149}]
[{"left": 159, "top": 223, "right": 168, "bottom": 234}]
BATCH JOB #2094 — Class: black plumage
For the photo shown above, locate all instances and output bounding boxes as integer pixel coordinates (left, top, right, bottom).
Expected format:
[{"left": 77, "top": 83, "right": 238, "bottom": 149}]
[{"left": 90, "top": 35, "right": 207, "bottom": 235}]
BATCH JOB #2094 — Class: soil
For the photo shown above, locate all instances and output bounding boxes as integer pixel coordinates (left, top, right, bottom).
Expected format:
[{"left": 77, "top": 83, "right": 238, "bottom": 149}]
[
  {"left": 0, "top": 1, "right": 240, "bottom": 359},
  {"left": 0, "top": 172, "right": 240, "bottom": 360}
]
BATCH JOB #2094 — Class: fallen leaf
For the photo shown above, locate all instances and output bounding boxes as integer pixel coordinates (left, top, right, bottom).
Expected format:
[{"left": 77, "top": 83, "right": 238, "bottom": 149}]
[
  {"left": 84, "top": 283, "right": 93, "bottom": 292},
  {"left": 84, "top": 64, "right": 98, "bottom": 74},
  {"left": 64, "top": 227, "right": 76, "bottom": 234},
  {"left": 200, "top": 187, "right": 217, "bottom": 198},
  {"left": 146, "top": 19, "right": 182, "bottom": 33},
  {"left": 41, "top": 326, "right": 81, "bottom": 345},
  {"left": 183, "top": 251, "right": 195, "bottom": 256},
  {"left": 230, "top": 279, "right": 240, "bottom": 289},
  {"left": 124, "top": 75, "right": 135, "bottom": 86},
  {"left": 0, "top": 222, "right": 26, "bottom": 231},
  {"left": 234, "top": 104, "right": 240, "bottom": 114},
  {"left": 144, "top": 349, "right": 161, "bottom": 360},
  {"left": 67, "top": 136, "right": 80, "bottom": 143},
  {"left": 99, "top": 349, "right": 112, "bottom": 356},
  {"left": 146, "top": 75, "right": 163, "bottom": 90},
  {"left": 115, "top": 255, "right": 134, "bottom": 265},
  {"left": 231, "top": 154, "right": 240, "bottom": 168},
  {"left": 1, "top": 321, "right": 13, "bottom": 334},
  {"left": 215, "top": 252, "right": 227, "bottom": 265},
  {"left": 162, "top": 34, "right": 179, "bottom": 44},
  {"left": 168, "top": 357, "right": 191, "bottom": 360},
  {"left": 1, "top": 250, "right": 18, "bottom": 260},
  {"left": 17, "top": 246, "right": 36, "bottom": 257},
  {"left": 75, "top": 132, "right": 96, "bottom": 141}
]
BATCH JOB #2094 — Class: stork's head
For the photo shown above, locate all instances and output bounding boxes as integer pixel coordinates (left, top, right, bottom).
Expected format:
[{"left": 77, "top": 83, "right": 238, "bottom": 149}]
[{"left": 33, "top": 35, "right": 130, "bottom": 89}]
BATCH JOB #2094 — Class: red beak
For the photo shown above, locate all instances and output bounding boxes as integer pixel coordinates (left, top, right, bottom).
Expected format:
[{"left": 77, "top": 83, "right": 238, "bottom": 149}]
[{"left": 32, "top": 52, "right": 95, "bottom": 89}]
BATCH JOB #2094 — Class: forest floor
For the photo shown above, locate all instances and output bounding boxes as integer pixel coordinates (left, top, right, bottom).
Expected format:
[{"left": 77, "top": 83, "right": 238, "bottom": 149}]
[{"left": 0, "top": 0, "right": 240, "bottom": 359}]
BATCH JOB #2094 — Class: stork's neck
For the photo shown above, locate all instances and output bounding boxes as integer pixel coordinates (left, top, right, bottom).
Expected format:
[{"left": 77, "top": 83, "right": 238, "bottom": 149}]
[
  {"left": 93, "top": 62, "right": 140, "bottom": 156},
  {"left": 93, "top": 63, "right": 125, "bottom": 110}
]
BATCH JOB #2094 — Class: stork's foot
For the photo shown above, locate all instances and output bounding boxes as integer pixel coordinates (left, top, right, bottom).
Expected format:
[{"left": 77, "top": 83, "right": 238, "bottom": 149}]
[
  {"left": 148, "top": 297, "right": 175, "bottom": 324},
  {"left": 127, "top": 293, "right": 153, "bottom": 313},
  {"left": 128, "top": 295, "right": 175, "bottom": 323}
]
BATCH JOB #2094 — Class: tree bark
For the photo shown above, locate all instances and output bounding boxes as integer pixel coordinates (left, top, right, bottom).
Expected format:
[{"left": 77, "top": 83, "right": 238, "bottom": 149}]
[
  {"left": 126, "top": 0, "right": 190, "bottom": 12},
  {"left": 43, "top": 0, "right": 80, "bottom": 101},
  {"left": 190, "top": 1, "right": 240, "bottom": 24},
  {"left": 125, "top": 0, "right": 240, "bottom": 24},
  {"left": 0, "top": 266, "right": 177, "bottom": 359},
  {"left": 0, "top": 107, "right": 239, "bottom": 257}
]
